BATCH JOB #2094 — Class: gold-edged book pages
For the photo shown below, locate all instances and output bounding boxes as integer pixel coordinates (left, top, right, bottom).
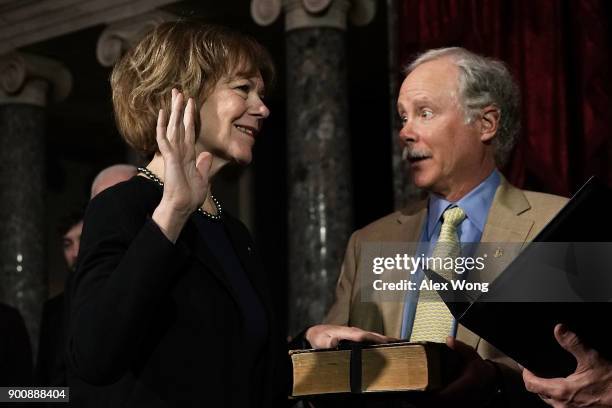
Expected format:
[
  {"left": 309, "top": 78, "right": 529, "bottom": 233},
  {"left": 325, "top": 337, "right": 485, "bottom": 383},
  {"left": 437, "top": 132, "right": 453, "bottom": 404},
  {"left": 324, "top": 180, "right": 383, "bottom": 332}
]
[{"left": 289, "top": 341, "right": 457, "bottom": 397}]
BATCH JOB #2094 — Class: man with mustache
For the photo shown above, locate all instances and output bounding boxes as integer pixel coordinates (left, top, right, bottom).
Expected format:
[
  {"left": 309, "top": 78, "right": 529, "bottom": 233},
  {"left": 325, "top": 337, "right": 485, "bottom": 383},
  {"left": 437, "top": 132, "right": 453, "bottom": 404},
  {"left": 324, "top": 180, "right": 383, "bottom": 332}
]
[{"left": 306, "top": 47, "right": 567, "bottom": 406}]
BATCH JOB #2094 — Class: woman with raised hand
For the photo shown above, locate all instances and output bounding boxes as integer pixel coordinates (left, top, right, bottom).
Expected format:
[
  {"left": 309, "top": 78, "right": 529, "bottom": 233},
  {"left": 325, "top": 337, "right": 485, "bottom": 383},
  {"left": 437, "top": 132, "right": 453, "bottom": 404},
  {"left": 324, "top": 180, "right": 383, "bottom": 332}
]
[{"left": 65, "top": 22, "right": 285, "bottom": 407}]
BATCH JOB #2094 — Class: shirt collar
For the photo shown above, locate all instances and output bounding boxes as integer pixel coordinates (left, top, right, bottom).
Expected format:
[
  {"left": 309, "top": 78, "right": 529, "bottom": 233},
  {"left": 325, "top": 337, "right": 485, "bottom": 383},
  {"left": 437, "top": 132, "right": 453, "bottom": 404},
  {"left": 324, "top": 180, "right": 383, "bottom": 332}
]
[{"left": 426, "top": 170, "right": 501, "bottom": 239}]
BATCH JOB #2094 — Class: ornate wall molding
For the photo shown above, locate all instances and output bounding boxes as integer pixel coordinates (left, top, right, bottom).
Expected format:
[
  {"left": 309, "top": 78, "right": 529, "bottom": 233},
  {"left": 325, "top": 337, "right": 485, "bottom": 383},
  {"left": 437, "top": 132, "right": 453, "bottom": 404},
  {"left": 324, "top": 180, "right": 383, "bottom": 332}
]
[
  {"left": 250, "top": 0, "right": 282, "bottom": 26},
  {"left": 0, "top": 0, "right": 180, "bottom": 54},
  {"left": 0, "top": 52, "right": 72, "bottom": 106},
  {"left": 96, "top": 11, "right": 175, "bottom": 67},
  {"left": 250, "top": 0, "right": 376, "bottom": 30}
]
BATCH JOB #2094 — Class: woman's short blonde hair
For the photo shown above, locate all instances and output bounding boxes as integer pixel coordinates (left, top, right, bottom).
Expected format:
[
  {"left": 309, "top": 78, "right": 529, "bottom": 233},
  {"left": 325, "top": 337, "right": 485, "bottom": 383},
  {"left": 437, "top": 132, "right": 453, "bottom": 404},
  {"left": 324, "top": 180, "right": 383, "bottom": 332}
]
[{"left": 111, "top": 21, "right": 275, "bottom": 156}]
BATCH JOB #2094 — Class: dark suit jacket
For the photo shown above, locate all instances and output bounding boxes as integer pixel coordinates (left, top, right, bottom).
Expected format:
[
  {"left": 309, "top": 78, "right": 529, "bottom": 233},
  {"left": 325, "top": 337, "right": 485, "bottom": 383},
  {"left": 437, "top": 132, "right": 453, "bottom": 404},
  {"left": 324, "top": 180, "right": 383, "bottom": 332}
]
[
  {"left": 0, "top": 302, "right": 33, "bottom": 386},
  {"left": 36, "top": 293, "right": 66, "bottom": 387},
  {"left": 65, "top": 177, "right": 286, "bottom": 407}
]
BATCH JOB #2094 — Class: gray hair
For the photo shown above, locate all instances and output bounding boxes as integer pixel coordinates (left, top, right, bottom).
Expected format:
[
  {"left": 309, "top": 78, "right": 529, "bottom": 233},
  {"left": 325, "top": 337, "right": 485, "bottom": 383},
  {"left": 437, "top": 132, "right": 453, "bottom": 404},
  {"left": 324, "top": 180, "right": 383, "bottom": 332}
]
[{"left": 405, "top": 47, "right": 521, "bottom": 167}]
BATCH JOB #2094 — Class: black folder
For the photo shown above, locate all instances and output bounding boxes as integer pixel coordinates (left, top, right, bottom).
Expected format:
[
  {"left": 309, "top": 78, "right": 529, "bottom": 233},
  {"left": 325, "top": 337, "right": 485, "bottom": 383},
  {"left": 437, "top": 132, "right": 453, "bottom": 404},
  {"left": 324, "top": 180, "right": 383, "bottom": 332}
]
[{"left": 433, "top": 177, "right": 612, "bottom": 378}]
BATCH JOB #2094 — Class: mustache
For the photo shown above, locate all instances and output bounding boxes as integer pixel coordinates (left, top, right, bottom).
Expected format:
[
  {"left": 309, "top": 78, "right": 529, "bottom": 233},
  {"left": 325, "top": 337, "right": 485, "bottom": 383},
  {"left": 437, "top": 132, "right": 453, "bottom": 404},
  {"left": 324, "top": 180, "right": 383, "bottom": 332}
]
[{"left": 401, "top": 146, "right": 432, "bottom": 161}]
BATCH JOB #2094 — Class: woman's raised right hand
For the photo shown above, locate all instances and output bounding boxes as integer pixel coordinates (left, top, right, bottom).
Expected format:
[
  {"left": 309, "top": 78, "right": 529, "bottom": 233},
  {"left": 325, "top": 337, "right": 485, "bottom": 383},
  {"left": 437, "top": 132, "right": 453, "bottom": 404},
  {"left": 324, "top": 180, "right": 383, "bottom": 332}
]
[{"left": 152, "top": 89, "right": 213, "bottom": 242}]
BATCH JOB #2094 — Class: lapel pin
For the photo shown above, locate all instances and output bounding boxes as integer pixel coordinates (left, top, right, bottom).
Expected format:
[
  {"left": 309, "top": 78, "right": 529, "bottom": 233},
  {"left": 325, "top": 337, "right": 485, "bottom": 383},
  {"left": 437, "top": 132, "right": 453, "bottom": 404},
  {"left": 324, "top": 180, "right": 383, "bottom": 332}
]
[{"left": 494, "top": 248, "right": 503, "bottom": 258}]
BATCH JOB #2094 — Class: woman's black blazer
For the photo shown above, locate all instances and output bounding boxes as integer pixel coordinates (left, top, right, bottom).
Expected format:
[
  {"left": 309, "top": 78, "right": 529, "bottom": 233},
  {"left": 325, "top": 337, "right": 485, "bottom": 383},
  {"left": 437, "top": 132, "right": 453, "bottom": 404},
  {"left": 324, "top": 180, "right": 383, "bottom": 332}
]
[{"left": 65, "top": 176, "right": 287, "bottom": 407}]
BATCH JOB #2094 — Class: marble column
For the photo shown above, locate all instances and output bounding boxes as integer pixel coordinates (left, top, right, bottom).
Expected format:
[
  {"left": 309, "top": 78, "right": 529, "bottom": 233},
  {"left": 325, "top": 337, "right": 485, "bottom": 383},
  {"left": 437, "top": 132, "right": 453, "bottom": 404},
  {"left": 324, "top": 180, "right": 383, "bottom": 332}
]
[
  {"left": 386, "top": 0, "right": 420, "bottom": 208},
  {"left": 0, "top": 52, "right": 72, "bottom": 354},
  {"left": 252, "top": 0, "right": 376, "bottom": 335}
]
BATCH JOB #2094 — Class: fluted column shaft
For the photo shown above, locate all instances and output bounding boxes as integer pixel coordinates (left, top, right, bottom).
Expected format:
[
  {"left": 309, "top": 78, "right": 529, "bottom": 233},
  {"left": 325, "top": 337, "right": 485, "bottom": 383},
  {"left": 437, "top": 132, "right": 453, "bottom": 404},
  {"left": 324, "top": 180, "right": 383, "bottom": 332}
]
[
  {"left": 286, "top": 27, "right": 352, "bottom": 334},
  {"left": 0, "top": 52, "right": 71, "bottom": 355},
  {"left": 0, "top": 100, "right": 47, "bottom": 349},
  {"left": 252, "top": 0, "right": 377, "bottom": 335}
]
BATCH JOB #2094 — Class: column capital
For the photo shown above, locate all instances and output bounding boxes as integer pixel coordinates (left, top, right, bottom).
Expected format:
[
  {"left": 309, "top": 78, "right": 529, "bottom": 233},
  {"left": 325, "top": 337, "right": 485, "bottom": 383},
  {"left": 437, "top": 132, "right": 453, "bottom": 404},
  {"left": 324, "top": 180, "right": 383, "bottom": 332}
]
[
  {"left": 96, "top": 11, "right": 176, "bottom": 67},
  {"left": 0, "top": 52, "right": 72, "bottom": 106},
  {"left": 251, "top": 0, "right": 376, "bottom": 31}
]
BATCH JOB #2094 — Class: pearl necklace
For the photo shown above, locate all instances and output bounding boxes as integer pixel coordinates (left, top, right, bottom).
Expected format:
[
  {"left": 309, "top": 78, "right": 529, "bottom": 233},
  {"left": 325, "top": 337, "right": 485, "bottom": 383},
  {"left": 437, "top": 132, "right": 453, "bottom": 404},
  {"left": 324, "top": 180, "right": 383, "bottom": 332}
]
[{"left": 137, "top": 167, "right": 223, "bottom": 221}]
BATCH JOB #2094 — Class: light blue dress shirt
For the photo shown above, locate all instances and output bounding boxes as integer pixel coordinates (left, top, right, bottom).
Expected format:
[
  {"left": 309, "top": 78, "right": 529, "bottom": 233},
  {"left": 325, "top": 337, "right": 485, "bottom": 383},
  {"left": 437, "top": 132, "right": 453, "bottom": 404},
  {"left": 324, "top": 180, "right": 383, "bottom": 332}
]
[{"left": 400, "top": 170, "right": 501, "bottom": 339}]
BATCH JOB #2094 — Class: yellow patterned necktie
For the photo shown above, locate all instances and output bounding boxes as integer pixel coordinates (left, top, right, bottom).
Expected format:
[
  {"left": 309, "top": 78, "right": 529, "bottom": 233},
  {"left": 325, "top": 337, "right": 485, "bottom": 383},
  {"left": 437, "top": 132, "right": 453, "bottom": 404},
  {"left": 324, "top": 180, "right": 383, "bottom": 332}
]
[{"left": 410, "top": 206, "right": 466, "bottom": 342}]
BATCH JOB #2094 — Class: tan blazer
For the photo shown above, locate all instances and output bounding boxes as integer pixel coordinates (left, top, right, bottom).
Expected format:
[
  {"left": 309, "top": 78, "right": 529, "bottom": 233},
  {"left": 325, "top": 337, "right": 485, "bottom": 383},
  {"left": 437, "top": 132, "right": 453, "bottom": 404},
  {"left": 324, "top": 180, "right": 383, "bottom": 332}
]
[{"left": 323, "top": 176, "right": 568, "bottom": 402}]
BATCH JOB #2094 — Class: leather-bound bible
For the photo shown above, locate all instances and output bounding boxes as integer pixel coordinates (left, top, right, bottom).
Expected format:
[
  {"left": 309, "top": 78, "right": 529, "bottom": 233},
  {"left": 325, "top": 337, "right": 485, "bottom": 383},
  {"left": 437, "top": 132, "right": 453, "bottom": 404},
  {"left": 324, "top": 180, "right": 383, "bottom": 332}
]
[{"left": 289, "top": 341, "right": 460, "bottom": 397}]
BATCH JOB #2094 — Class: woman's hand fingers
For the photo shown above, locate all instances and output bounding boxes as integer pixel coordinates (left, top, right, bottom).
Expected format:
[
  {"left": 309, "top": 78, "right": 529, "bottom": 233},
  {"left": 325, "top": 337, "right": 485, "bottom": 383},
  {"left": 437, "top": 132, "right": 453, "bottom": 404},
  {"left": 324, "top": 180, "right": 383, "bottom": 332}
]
[
  {"left": 164, "top": 89, "right": 177, "bottom": 145},
  {"left": 167, "top": 89, "right": 184, "bottom": 144},
  {"left": 160, "top": 90, "right": 199, "bottom": 163},
  {"left": 184, "top": 98, "right": 196, "bottom": 149},
  {"left": 155, "top": 89, "right": 209, "bottom": 220},
  {"left": 156, "top": 108, "right": 170, "bottom": 154}
]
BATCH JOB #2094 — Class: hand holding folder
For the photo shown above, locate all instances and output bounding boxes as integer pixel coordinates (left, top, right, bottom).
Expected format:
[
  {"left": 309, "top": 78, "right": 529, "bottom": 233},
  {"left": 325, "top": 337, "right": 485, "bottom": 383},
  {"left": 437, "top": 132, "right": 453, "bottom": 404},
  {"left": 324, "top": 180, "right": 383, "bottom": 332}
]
[
  {"left": 433, "top": 177, "right": 612, "bottom": 378},
  {"left": 523, "top": 323, "right": 612, "bottom": 408}
]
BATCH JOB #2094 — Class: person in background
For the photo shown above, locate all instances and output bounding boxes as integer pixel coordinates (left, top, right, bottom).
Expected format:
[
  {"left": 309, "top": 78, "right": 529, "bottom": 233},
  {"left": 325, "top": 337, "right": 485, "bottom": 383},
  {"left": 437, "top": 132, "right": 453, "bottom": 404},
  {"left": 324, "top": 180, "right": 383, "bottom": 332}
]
[
  {"left": 35, "top": 209, "right": 83, "bottom": 386},
  {"left": 36, "top": 165, "right": 136, "bottom": 387},
  {"left": 60, "top": 211, "right": 84, "bottom": 272},
  {"left": 90, "top": 164, "right": 137, "bottom": 198}
]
